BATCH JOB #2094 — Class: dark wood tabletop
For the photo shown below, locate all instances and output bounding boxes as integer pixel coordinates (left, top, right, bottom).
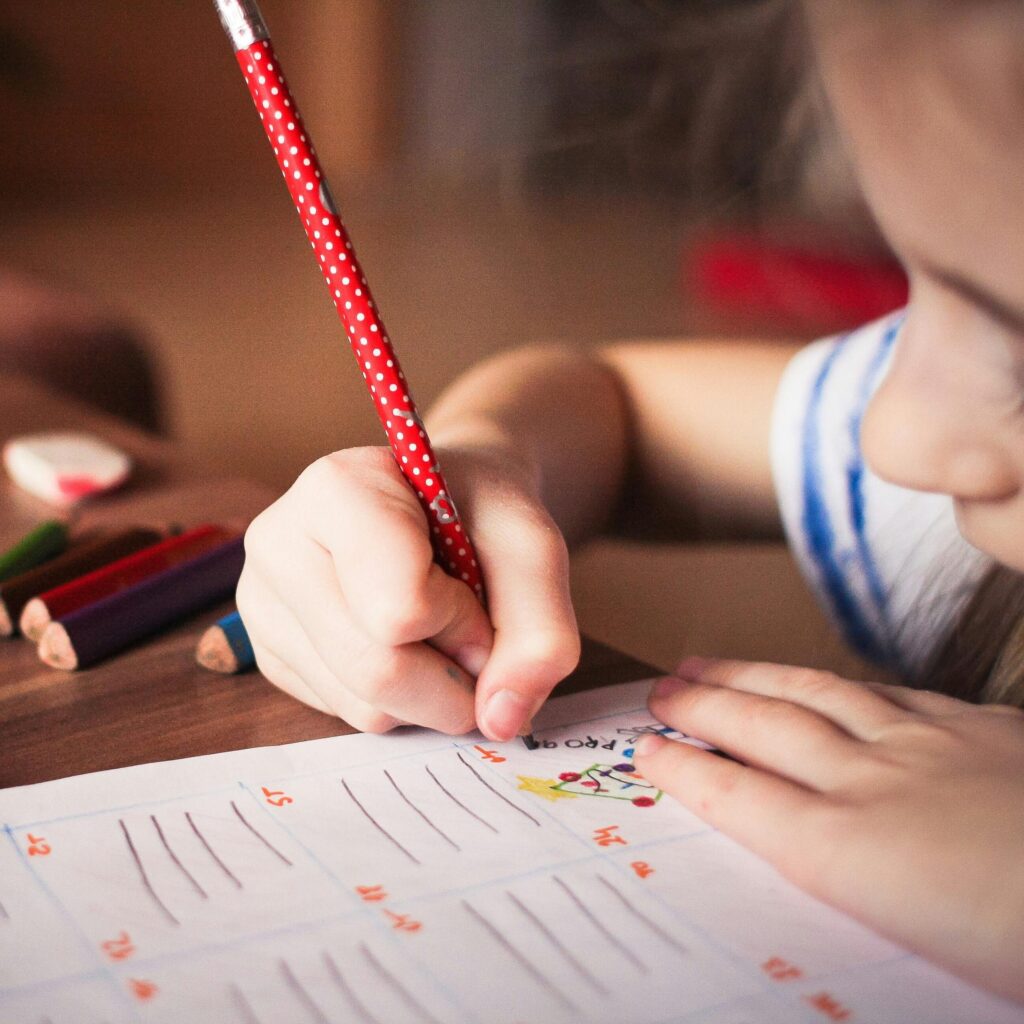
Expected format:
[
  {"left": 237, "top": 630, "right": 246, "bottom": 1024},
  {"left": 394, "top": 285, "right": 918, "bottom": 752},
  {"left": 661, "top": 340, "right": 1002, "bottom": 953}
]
[{"left": 0, "top": 375, "right": 657, "bottom": 788}]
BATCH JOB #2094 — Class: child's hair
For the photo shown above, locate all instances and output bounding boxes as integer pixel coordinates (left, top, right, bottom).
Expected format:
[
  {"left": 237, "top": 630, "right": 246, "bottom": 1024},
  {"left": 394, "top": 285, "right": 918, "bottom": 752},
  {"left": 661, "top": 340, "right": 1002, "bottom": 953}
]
[
  {"left": 541, "top": 0, "right": 869, "bottom": 228},
  {"left": 919, "top": 568, "right": 1024, "bottom": 707}
]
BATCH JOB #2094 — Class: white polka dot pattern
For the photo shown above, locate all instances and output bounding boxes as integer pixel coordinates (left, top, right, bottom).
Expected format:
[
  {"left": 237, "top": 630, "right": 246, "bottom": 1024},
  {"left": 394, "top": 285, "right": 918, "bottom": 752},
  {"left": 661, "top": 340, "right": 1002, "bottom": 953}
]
[{"left": 236, "top": 41, "right": 483, "bottom": 597}]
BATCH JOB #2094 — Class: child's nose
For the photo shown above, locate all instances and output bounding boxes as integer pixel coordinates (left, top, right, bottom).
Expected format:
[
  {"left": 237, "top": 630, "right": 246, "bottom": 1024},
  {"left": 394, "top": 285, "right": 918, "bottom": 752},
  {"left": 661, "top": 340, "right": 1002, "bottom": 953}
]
[{"left": 861, "top": 373, "right": 1018, "bottom": 502}]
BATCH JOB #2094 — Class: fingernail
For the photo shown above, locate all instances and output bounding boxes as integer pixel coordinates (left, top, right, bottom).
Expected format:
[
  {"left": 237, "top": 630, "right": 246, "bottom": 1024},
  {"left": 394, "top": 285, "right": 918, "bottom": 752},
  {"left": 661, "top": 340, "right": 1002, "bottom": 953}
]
[
  {"left": 456, "top": 644, "right": 490, "bottom": 677},
  {"left": 652, "top": 675, "right": 687, "bottom": 700},
  {"left": 634, "top": 734, "right": 666, "bottom": 757},
  {"left": 481, "top": 689, "right": 531, "bottom": 742},
  {"left": 674, "top": 656, "right": 714, "bottom": 680}
]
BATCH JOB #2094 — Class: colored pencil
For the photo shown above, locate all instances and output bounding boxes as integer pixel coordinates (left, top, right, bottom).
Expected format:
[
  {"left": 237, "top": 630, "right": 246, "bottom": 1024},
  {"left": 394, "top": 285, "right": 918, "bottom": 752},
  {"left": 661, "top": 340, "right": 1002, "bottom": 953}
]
[
  {"left": 196, "top": 610, "right": 256, "bottom": 674},
  {"left": 0, "top": 527, "right": 162, "bottom": 637},
  {"left": 38, "top": 535, "right": 245, "bottom": 671},
  {"left": 0, "top": 521, "right": 67, "bottom": 584},
  {"left": 213, "top": 0, "right": 484, "bottom": 599},
  {"left": 20, "top": 524, "right": 229, "bottom": 642}
]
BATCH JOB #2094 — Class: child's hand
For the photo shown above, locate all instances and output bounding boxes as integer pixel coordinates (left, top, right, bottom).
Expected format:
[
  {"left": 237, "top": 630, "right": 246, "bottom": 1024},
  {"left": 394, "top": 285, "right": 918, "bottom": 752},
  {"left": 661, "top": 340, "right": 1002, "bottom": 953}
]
[
  {"left": 634, "top": 659, "right": 1024, "bottom": 1002},
  {"left": 236, "top": 445, "right": 579, "bottom": 741}
]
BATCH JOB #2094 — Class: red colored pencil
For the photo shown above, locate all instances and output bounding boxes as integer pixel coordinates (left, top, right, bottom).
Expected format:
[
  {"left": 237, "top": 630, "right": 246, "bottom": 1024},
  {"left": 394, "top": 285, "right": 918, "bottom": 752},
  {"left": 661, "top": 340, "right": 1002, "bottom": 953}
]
[
  {"left": 213, "top": 0, "right": 483, "bottom": 599},
  {"left": 19, "top": 524, "right": 231, "bottom": 641},
  {"left": 39, "top": 536, "right": 245, "bottom": 671},
  {"left": 0, "top": 527, "right": 162, "bottom": 637}
]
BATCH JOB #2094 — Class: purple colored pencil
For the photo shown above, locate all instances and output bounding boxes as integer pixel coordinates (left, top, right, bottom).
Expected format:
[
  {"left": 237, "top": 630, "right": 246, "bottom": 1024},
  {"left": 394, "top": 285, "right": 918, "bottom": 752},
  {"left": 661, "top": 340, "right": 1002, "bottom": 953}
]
[{"left": 38, "top": 535, "right": 245, "bottom": 670}]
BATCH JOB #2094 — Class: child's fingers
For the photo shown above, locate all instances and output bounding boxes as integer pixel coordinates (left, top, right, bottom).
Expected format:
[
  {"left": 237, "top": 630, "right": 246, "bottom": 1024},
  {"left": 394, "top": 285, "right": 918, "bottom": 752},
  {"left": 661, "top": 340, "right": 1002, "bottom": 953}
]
[
  {"left": 246, "top": 641, "right": 334, "bottom": 716},
  {"left": 648, "top": 676, "right": 863, "bottom": 790},
  {"left": 260, "top": 557, "right": 477, "bottom": 735},
  {"left": 470, "top": 506, "right": 580, "bottom": 742},
  {"left": 293, "top": 450, "right": 495, "bottom": 662},
  {"left": 634, "top": 734, "right": 829, "bottom": 881},
  {"left": 251, "top": 643, "right": 402, "bottom": 733},
  {"left": 243, "top": 520, "right": 478, "bottom": 733},
  {"left": 237, "top": 573, "right": 401, "bottom": 731},
  {"left": 860, "top": 680, "right": 971, "bottom": 715},
  {"left": 674, "top": 657, "right": 906, "bottom": 739}
]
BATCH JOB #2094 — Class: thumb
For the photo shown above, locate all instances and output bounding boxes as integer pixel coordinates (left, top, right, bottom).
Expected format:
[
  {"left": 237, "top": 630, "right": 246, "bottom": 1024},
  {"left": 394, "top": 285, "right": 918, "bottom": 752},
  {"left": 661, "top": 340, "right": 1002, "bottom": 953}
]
[{"left": 471, "top": 509, "right": 580, "bottom": 741}]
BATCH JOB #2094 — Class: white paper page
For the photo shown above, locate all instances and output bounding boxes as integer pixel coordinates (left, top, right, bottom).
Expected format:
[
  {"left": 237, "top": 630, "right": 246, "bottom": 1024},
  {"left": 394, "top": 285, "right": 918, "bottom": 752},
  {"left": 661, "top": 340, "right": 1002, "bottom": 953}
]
[{"left": 1, "top": 680, "right": 1020, "bottom": 1024}]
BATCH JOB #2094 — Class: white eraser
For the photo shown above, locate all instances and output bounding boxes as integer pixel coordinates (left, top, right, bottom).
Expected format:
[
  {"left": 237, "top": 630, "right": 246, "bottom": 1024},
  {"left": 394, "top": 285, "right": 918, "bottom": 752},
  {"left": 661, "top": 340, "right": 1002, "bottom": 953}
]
[{"left": 3, "top": 432, "right": 133, "bottom": 507}]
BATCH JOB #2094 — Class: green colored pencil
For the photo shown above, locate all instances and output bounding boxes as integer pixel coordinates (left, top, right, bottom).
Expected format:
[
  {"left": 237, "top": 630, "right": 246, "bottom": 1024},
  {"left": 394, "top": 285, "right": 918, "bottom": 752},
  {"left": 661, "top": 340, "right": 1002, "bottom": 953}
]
[{"left": 0, "top": 521, "right": 68, "bottom": 584}]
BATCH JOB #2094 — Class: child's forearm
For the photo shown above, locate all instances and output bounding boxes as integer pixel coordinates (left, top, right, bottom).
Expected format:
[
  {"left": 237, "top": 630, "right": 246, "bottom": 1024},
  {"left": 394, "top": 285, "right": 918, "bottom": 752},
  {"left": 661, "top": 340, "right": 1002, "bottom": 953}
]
[{"left": 426, "top": 339, "right": 798, "bottom": 546}]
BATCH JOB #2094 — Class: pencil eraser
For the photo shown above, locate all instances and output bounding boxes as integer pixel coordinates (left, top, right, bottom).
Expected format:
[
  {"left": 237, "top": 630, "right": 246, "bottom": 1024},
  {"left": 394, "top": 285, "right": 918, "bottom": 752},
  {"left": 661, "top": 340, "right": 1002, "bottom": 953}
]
[{"left": 3, "top": 432, "right": 132, "bottom": 507}]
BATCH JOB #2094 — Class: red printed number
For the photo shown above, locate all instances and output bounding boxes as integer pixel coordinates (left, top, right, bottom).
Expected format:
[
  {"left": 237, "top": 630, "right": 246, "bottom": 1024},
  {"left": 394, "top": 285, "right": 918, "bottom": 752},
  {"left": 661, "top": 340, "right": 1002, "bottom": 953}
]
[
  {"left": 102, "top": 931, "right": 136, "bottom": 962},
  {"left": 384, "top": 909, "right": 422, "bottom": 933},
  {"left": 129, "top": 979, "right": 158, "bottom": 1002},
  {"left": 26, "top": 833, "right": 51, "bottom": 857},
  {"left": 592, "top": 825, "right": 627, "bottom": 847},
  {"left": 474, "top": 745, "right": 506, "bottom": 764},
  {"left": 762, "top": 956, "right": 803, "bottom": 982},
  {"left": 261, "top": 786, "right": 293, "bottom": 807},
  {"left": 805, "top": 992, "right": 852, "bottom": 1021},
  {"left": 630, "top": 861, "right": 654, "bottom": 879},
  {"left": 356, "top": 884, "right": 388, "bottom": 902}
]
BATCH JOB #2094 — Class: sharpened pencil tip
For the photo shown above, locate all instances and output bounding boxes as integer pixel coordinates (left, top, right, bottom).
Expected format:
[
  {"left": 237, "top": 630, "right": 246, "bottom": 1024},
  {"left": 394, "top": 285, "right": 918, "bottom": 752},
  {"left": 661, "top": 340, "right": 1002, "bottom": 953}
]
[
  {"left": 19, "top": 598, "right": 50, "bottom": 642},
  {"left": 38, "top": 622, "right": 77, "bottom": 671},
  {"left": 196, "top": 625, "right": 239, "bottom": 674}
]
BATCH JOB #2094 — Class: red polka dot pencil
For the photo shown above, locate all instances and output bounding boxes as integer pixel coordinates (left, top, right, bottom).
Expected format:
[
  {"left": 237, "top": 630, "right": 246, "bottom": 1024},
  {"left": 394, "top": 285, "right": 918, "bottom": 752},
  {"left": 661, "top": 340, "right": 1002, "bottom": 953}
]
[{"left": 213, "top": 0, "right": 483, "bottom": 599}]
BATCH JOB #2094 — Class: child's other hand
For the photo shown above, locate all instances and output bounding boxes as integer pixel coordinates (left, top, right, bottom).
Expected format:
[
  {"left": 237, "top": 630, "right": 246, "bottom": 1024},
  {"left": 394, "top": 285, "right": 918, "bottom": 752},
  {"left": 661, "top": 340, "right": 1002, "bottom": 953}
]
[
  {"left": 634, "top": 659, "right": 1024, "bottom": 1002},
  {"left": 236, "top": 445, "right": 579, "bottom": 741}
]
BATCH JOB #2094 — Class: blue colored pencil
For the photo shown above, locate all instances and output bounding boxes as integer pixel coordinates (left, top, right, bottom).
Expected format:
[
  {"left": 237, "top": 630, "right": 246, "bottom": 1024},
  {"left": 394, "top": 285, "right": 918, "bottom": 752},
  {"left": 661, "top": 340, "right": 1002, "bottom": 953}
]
[{"left": 195, "top": 609, "right": 256, "bottom": 674}]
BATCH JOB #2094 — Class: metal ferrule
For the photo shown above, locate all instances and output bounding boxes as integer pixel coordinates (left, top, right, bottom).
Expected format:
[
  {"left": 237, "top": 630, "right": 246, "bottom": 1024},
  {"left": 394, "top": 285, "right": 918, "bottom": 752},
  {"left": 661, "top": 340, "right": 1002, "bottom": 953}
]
[{"left": 213, "top": 0, "right": 270, "bottom": 51}]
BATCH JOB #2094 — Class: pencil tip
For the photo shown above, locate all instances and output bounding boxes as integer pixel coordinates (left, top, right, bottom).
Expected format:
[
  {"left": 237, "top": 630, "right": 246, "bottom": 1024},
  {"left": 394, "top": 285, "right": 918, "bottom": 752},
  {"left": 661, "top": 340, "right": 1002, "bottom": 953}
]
[
  {"left": 19, "top": 598, "right": 49, "bottom": 642},
  {"left": 38, "top": 622, "right": 77, "bottom": 671},
  {"left": 196, "top": 626, "right": 238, "bottom": 674}
]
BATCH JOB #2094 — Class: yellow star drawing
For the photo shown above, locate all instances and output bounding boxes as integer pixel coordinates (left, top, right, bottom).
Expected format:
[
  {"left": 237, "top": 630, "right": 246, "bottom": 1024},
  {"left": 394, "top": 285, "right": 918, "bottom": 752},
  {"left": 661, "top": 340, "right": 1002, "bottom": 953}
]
[{"left": 516, "top": 776, "right": 577, "bottom": 802}]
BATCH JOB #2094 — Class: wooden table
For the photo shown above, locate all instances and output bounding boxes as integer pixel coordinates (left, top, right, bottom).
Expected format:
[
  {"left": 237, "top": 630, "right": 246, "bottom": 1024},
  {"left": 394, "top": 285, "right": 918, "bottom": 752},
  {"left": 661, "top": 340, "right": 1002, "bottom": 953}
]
[{"left": 0, "top": 375, "right": 656, "bottom": 788}]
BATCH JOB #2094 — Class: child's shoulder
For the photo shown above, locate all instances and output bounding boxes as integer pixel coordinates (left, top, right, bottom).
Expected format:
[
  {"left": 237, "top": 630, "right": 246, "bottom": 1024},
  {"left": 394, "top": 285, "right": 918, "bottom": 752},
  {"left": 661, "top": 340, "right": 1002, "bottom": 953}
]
[{"left": 770, "top": 308, "right": 989, "bottom": 674}]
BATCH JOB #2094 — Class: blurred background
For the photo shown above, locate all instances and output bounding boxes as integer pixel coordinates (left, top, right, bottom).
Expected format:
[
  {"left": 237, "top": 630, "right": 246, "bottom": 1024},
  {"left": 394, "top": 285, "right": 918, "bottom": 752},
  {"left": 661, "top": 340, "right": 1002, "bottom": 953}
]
[{"left": 0, "top": 0, "right": 903, "bottom": 675}]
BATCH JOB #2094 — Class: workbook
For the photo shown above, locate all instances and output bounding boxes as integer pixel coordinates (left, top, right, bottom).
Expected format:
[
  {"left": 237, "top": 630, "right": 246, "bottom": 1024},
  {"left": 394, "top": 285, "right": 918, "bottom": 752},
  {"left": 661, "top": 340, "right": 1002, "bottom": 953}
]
[{"left": 1, "top": 680, "right": 1020, "bottom": 1024}]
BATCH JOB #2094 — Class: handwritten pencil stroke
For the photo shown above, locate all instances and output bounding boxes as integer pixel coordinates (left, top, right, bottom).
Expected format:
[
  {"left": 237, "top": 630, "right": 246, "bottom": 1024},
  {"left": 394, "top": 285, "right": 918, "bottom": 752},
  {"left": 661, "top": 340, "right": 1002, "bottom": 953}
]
[
  {"left": 118, "top": 818, "right": 179, "bottom": 926},
  {"left": 506, "top": 890, "right": 609, "bottom": 995},
  {"left": 341, "top": 778, "right": 421, "bottom": 866},
  {"left": 454, "top": 752, "right": 541, "bottom": 826},
  {"left": 228, "top": 982, "right": 263, "bottom": 1024},
  {"left": 596, "top": 874, "right": 688, "bottom": 954},
  {"left": 151, "top": 815, "right": 207, "bottom": 899},
  {"left": 384, "top": 769, "right": 460, "bottom": 851},
  {"left": 278, "top": 958, "right": 331, "bottom": 1024},
  {"left": 423, "top": 763, "right": 498, "bottom": 834},
  {"left": 360, "top": 944, "right": 443, "bottom": 1024},
  {"left": 323, "top": 949, "right": 383, "bottom": 1024},
  {"left": 552, "top": 875, "right": 649, "bottom": 974},
  {"left": 230, "top": 801, "right": 293, "bottom": 866},
  {"left": 186, "top": 811, "right": 243, "bottom": 888},
  {"left": 461, "top": 900, "right": 578, "bottom": 1013}
]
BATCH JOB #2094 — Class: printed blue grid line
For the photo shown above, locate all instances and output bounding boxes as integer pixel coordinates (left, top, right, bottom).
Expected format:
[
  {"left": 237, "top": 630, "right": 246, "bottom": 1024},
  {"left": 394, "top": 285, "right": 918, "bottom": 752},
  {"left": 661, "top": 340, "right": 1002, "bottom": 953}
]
[{"left": 1, "top": 824, "right": 142, "bottom": 1022}]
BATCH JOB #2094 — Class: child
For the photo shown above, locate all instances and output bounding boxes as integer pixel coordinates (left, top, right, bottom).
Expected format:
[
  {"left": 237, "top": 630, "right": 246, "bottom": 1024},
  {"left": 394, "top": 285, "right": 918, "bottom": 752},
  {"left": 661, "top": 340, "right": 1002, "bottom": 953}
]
[{"left": 237, "top": 0, "right": 1024, "bottom": 1002}]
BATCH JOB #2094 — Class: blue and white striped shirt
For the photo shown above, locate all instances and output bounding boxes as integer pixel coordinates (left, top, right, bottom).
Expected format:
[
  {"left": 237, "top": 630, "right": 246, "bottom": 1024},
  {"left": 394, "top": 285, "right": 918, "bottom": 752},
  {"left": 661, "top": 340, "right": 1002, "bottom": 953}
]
[{"left": 771, "top": 310, "right": 989, "bottom": 674}]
